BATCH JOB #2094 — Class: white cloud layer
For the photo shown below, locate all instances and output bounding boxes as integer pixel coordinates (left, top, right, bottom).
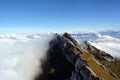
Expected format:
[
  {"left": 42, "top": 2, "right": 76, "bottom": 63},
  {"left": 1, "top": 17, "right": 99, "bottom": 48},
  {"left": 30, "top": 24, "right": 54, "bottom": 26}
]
[
  {"left": 0, "top": 33, "right": 54, "bottom": 80},
  {"left": 72, "top": 31, "right": 120, "bottom": 58},
  {"left": 0, "top": 31, "right": 120, "bottom": 80},
  {"left": 90, "top": 33, "right": 120, "bottom": 58}
]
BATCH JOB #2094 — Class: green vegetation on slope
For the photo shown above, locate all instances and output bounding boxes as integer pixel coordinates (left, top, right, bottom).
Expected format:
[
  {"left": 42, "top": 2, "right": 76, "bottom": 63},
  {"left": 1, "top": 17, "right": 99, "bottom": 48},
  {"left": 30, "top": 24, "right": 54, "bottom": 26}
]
[
  {"left": 80, "top": 53, "right": 116, "bottom": 80},
  {"left": 101, "top": 60, "right": 120, "bottom": 79},
  {"left": 89, "top": 46, "right": 120, "bottom": 79}
]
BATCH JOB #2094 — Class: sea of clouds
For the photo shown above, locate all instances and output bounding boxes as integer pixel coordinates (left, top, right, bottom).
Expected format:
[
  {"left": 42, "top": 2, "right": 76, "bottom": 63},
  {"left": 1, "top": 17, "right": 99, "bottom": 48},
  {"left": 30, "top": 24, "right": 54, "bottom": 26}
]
[
  {"left": 0, "top": 33, "right": 54, "bottom": 80},
  {"left": 90, "top": 33, "right": 120, "bottom": 59},
  {"left": 71, "top": 31, "right": 120, "bottom": 59},
  {"left": 0, "top": 31, "right": 120, "bottom": 80}
]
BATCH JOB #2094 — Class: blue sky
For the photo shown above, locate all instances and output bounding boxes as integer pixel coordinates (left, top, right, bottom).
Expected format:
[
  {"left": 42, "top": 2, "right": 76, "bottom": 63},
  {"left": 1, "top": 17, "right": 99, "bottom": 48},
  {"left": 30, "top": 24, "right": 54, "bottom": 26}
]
[{"left": 0, "top": 0, "right": 120, "bottom": 33}]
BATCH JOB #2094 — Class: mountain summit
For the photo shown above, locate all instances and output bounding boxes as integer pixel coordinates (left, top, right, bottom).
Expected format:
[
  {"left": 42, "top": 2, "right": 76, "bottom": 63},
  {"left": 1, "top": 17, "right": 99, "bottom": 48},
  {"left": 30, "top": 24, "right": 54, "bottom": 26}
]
[{"left": 34, "top": 33, "right": 119, "bottom": 80}]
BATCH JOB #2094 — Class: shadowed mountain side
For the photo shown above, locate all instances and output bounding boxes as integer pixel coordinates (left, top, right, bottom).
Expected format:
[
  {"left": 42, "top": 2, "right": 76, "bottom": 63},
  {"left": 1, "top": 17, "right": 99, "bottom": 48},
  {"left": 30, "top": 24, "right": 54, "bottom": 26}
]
[{"left": 34, "top": 33, "right": 118, "bottom": 80}]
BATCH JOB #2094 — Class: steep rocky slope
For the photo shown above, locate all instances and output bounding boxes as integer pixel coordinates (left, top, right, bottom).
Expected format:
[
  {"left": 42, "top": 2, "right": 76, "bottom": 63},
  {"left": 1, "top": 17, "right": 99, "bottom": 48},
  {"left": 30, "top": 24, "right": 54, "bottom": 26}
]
[{"left": 34, "top": 33, "right": 118, "bottom": 80}]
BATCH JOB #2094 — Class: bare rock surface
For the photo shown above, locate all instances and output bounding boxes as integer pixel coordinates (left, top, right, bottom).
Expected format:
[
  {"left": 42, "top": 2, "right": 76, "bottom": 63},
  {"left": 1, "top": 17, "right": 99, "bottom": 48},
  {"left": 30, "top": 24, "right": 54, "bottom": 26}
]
[{"left": 34, "top": 33, "right": 114, "bottom": 80}]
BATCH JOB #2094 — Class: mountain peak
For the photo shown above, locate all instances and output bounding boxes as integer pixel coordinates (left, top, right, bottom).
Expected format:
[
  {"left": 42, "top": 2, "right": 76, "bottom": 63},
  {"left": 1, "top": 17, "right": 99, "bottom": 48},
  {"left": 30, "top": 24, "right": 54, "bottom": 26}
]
[{"left": 34, "top": 33, "right": 118, "bottom": 80}]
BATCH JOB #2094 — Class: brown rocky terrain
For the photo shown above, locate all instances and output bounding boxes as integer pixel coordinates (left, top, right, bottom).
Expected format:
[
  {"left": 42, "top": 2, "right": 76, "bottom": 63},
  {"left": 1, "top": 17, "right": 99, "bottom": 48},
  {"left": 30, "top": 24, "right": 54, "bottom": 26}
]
[{"left": 34, "top": 33, "right": 119, "bottom": 80}]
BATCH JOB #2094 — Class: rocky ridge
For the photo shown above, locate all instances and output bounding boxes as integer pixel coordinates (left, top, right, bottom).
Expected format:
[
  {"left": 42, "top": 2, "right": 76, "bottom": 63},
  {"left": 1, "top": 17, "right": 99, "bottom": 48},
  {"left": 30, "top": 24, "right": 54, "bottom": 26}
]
[{"left": 34, "top": 33, "right": 117, "bottom": 80}]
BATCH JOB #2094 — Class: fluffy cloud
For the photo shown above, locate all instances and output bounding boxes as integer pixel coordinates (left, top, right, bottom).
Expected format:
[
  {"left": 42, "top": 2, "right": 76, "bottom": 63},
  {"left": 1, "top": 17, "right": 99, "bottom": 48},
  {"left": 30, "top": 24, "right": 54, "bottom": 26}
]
[
  {"left": 90, "top": 33, "right": 120, "bottom": 58},
  {"left": 72, "top": 32, "right": 120, "bottom": 58},
  {"left": 0, "top": 33, "right": 54, "bottom": 80}
]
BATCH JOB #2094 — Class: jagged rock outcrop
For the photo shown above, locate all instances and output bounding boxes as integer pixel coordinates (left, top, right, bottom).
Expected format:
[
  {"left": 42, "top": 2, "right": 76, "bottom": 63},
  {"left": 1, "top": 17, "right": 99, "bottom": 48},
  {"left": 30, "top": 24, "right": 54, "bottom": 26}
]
[
  {"left": 34, "top": 33, "right": 113, "bottom": 80},
  {"left": 82, "top": 41, "right": 114, "bottom": 61}
]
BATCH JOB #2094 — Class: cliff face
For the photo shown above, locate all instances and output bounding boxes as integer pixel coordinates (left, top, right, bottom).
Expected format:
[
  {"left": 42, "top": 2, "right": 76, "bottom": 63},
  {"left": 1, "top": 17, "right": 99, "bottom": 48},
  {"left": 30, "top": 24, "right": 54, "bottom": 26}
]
[{"left": 34, "top": 33, "right": 117, "bottom": 80}]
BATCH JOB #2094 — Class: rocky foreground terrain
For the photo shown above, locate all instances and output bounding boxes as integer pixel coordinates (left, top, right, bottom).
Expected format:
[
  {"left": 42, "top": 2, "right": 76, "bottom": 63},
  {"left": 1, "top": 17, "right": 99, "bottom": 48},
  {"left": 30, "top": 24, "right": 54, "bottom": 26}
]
[{"left": 34, "top": 33, "right": 119, "bottom": 80}]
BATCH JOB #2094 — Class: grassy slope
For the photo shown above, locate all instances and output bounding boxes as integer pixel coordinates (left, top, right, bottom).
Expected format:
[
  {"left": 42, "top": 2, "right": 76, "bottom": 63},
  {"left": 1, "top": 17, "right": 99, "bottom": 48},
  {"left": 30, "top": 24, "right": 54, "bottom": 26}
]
[
  {"left": 80, "top": 53, "right": 116, "bottom": 80},
  {"left": 69, "top": 37, "right": 119, "bottom": 79},
  {"left": 101, "top": 60, "right": 120, "bottom": 79},
  {"left": 91, "top": 46, "right": 120, "bottom": 79}
]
